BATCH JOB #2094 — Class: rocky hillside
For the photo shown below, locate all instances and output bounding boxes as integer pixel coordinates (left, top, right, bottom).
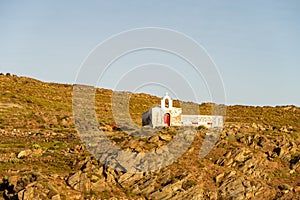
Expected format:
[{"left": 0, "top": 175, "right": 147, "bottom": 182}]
[{"left": 0, "top": 73, "right": 300, "bottom": 200}]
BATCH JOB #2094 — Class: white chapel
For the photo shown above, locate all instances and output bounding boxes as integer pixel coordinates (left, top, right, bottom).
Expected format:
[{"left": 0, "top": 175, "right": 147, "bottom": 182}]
[{"left": 142, "top": 93, "right": 223, "bottom": 128}]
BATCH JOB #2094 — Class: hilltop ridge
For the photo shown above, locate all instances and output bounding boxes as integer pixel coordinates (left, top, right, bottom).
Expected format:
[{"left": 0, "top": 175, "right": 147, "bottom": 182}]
[{"left": 0, "top": 73, "right": 300, "bottom": 199}]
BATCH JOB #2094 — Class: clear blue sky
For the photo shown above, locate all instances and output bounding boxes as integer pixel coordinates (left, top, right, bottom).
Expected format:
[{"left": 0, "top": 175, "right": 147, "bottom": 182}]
[{"left": 1, "top": 1, "right": 299, "bottom": 106}]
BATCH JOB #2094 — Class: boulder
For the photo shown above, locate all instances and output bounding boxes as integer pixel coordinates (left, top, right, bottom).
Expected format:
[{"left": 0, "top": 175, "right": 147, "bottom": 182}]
[{"left": 17, "top": 150, "right": 32, "bottom": 159}]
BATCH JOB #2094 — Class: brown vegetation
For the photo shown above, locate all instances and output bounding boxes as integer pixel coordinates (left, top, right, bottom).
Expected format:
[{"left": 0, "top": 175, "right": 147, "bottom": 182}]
[{"left": 0, "top": 73, "right": 300, "bottom": 199}]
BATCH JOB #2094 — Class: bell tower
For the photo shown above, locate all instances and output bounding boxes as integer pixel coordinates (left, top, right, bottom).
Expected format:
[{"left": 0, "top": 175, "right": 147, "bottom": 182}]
[{"left": 161, "top": 92, "right": 173, "bottom": 109}]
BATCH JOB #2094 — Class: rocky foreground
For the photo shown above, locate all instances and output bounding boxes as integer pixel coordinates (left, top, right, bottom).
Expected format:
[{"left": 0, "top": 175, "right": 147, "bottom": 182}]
[
  {"left": 0, "top": 123, "right": 300, "bottom": 200},
  {"left": 0, "top": 74, "right": 300, "bottom": 199}
]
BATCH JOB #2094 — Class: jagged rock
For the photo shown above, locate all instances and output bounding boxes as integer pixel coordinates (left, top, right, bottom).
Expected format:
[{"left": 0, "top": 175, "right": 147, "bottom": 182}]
[
  {"left": 224, "top": 151, "right": 232, "bottom": 158},
  {"left": 279, "top": 183, "right": 292, "bottom": 191},
  {"left": 22, "top": 187, "right": 35, "bottom": 200},
  {"left": 67, "top": 171, "right": 81, "bottom": 188},
  {"left": 51, "top": 194, "right": 61, "bottom": 200},
  {"left": 218, "top": 171, "right": 269, "bottom": 199},
  {"left": 128, "top": 140, "right": 143, "bottom": 151},
  {"left": 257, "top": 136, "right": 268, "bottom": 147},
  {"left": 3, "top": 189, "right": 16, "bottom": 200},
  {"left": 280, "top": 126, "right": 289, "bottom": 133},
  {"left": 103, "top": 166, "right": 118, "bottom": 183},
  {"left": 47, "top": 184, "right": 59, "bottom": 199},
  {"left": 159, "top": 134, "right": 173, "bottom": 142},
  {"left": 70, "top": 144, "right": 86, "bottom": 154},
  {"left": 171, "top": 185, "right": 218, "bottom": 200},
  {"left": 252, "top": 123, "right": 258, "bottom": 130},
  {"left": 156, "top": 170, "right": 171, "bottom": 186},
  {"left": 17, "top": 189, "right": 25, "bottom": 199},
  {"left": 17, "top": 149, "right": 32, "bottom": 159},
  {"left": 257, "top": 124, "right": 265, "bottom": 131},
  {"left": 118, "top": 173, "right": 143, "bottom": 188},
  {"left": 294, "top": 186, "right": 300, "bottom": 192},
  {"left": 91, "top": 177, "right": 107, "bottom": 191},
  {"left": 238, "top": 158, "right": 258, "bottom": 175},
  {"left": 290, "top": 155, "right": 300, "bottom": 170},
  {"left": 275, "top": 191, "right": 296, "bottom": 200},
  {"left": 182, "top": 179, "right": 197, "bottom": 190},
  {"left": 67, "top": 171, "right": 91, "bottom": 192},
  {"left": 204, "top": 190, "right": 218, "bottom": 200},
  {"left": 233, "top": 148, "right": 252, "bottom": 162},
  {"left": 8, "top": 175, "right": 19, "bottom": 189},
  {"left": 149, "top": 186, "right": 173, "bottom": 199},
  {"left": 134, "top": 177, "right": 157, "bottom": 195},
  {"left": 215, "top": 173, "right": 224, "bottom": 184},
  {"left": 148, "top": 175, "right": 193, "bottom": 199},
  {"left": 216, "top": 148, "right": 253, "bottom": 168},
  {"left": 216, "top": 157, "right": 234, "bottom": 167},
  {"left": 148, "top": 135, "right": 160, "bottom": 143},
  {"left": 219, "top": 176, "right": 245, "bottom": 199}
]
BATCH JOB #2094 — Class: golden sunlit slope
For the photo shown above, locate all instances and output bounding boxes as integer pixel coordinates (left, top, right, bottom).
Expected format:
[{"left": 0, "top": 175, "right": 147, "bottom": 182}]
[
  {"left": 1, "top": 73, "right": 299, "bottom": 132},
  {"left": 1, "top": 73, "right": 300, "bottom": 199}
]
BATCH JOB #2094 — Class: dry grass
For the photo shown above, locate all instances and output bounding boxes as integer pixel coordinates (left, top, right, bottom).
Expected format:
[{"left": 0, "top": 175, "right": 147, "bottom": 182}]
[{"left": 1, "top": 73, "right": 300, "bottom": 196}]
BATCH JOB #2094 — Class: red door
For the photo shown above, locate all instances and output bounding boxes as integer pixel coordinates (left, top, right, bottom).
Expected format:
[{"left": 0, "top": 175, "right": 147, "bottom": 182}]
[{"left": 164, "top": 113, "right": 170, "bottom": 126}]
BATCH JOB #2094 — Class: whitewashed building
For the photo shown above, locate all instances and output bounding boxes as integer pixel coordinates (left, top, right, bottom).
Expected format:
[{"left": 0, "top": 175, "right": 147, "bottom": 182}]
[{"left": 142, "top": 93, "right": 223, "bottom": 128}]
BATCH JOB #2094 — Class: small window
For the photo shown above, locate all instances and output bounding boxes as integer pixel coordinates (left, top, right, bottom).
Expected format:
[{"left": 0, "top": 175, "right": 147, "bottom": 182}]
[{"left": 165, "top": 98, "right": 169, "bottom": 108}]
